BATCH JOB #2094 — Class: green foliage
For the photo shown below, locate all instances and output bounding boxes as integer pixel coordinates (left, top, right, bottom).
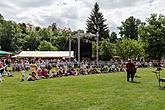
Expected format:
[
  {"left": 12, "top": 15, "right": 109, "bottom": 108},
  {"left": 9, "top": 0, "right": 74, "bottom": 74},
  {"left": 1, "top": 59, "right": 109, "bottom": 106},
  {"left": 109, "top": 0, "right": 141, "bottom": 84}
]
[
  {"left": 86, "top": 2, "right": 109, "bottom": 40},
  {"left": 0, "top": 20, "right": 17, "bottom": 51},
  {"left": 39, "top": 28, "right": 52, "bottom": 42},
  {"left": 139, "top": 14, "right": 165, "bottom": 60},
  {"left": 52, "top": 34, "right": 68, "bottom": 51},
  {"left": 99, "top": 38, "right": 115, "bottom": 60},
  {"left": 23, "top": 31, "right": 41, "bottom": 51},
  {"left": 1, "top": 12, "right": 165, "bottom": 61},
  {"left": 117, "top": 38, "right": 144, "bottom": 60},
  {"left": 110, "top": 32, "right": 118, "bottom": 43},
  {"left": 38, "top": 40, "right": 58, "bottom": 51},
  {"left": 118, "top": 16, "right": 141, "bottom": 40}
]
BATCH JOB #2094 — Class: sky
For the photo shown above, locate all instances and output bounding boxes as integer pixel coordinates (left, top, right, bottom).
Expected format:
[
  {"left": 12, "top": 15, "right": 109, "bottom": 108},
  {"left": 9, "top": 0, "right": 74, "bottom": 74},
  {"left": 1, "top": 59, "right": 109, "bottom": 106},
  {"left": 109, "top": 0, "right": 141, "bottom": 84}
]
[{"left": 0, "top": 0, "right": 164, "bottom": 33}]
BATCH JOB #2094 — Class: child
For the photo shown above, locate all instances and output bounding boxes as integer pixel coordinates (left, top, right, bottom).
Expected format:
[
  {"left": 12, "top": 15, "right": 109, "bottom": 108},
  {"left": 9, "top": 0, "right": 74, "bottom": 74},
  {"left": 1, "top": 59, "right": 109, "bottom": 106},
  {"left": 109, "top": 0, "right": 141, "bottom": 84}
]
[
  {"left": 0, "top": 73, "right": 4, "bottom": 83},
  {"left": 21, "top": 69, "right": 25, "bottom": 81}
]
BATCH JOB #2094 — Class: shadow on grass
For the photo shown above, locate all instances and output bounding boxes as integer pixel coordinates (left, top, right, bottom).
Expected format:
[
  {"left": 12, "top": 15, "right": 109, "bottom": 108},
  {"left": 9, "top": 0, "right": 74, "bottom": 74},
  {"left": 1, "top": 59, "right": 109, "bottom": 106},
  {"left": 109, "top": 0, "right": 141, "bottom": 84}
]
[
  {"left": 135, "top": 75, "right": 141, "bottom": 78},
  {"left": 159, "top": 87, "right": 165, "bottom": 90},
  {"left": 153, "top": 85, "right": 165, "bottom": 90},
  {"left": 128, "top": 81, "right": 141, "bottom": 84}
]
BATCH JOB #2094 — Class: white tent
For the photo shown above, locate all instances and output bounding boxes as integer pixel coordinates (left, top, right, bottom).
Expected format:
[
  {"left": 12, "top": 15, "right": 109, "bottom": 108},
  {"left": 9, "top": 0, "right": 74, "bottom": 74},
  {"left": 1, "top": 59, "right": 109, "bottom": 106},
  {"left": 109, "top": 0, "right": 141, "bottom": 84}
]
[{"left": 17, "top": 51, "right": 74, "bottom": 58}]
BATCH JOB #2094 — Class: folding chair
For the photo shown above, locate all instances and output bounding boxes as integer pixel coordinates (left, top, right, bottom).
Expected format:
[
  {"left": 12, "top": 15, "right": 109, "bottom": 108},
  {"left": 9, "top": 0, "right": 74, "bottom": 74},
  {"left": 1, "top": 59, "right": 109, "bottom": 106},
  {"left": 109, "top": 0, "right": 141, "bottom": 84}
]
[{"left": 153, "top": 68, "right": 165, "bottom": 87}]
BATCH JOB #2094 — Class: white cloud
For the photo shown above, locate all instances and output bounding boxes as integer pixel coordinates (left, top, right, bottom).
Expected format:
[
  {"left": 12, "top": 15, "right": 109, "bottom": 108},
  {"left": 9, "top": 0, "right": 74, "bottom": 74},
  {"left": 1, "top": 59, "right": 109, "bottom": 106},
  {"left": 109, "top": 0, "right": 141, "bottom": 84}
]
[{"left": 0, "top": 0, "right": 164, "bottom": 33}]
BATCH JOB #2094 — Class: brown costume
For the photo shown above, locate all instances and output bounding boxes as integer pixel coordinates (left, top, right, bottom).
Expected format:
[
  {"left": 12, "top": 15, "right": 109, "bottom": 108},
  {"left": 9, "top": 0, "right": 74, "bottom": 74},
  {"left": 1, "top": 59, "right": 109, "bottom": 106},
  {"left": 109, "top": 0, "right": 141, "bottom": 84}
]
[{"left": 126, "top": 60, "right": 135, "bottom": 82}]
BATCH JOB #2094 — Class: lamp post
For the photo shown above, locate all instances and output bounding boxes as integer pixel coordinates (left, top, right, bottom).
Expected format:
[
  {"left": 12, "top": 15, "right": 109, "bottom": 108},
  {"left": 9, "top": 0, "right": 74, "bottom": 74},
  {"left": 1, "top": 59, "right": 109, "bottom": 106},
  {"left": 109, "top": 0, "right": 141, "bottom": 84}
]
[
  {"left": 96, "top": 31, "right": 99, "bottom": 66},
  {"left": 69, "top": 33, "right": 71, "bottom": 63},
  {"left": 77, "top": 31, "right": 80, "bottom": 67},
  {"left": 65, "top": 27, "right": 72, "bottom": 64}
]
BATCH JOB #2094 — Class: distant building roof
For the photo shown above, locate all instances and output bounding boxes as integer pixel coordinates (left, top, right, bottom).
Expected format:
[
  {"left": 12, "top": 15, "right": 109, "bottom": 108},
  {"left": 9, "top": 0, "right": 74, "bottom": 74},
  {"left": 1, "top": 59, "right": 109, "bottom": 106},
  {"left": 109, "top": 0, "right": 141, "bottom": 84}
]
[{"left": 17, "top": 51, "right": 74, "bottom": 58}]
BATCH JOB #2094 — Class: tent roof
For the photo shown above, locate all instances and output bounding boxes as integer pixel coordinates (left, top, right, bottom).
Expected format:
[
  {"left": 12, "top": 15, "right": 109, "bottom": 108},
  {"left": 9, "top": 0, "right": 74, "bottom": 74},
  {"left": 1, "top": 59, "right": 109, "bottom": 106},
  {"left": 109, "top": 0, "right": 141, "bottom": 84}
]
[
  {"left": 0, "top": 50, "right": 13, "bottom": 55},
  {"left": 17, "top": 51, "right": 74, "bottom": 58}
]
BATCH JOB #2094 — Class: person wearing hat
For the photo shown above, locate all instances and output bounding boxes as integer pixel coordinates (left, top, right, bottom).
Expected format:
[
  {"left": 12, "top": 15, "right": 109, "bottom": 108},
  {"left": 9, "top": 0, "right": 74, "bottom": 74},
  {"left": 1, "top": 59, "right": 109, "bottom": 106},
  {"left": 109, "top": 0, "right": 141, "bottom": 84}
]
[{"left": 126, "top": 59, "right": 135, "bottom": 82}]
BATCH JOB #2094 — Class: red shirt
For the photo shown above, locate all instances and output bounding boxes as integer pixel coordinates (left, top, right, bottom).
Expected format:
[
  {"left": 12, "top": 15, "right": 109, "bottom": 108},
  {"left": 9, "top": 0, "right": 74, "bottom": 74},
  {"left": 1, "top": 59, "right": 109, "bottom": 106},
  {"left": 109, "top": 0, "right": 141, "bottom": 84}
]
[{"left": 126, "top": 62, "right": 135, "bottom": 71}]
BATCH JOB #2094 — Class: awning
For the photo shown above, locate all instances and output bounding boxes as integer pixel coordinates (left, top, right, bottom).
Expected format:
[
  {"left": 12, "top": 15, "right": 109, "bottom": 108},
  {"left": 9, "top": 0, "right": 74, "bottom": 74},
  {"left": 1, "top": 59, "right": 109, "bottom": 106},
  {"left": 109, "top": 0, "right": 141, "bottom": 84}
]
[
  {"left": 17, "top": 51, "right": 74, "bottom": 58},
  {"left": 0, "top": 50, "right": 13, "bottom": 55}
]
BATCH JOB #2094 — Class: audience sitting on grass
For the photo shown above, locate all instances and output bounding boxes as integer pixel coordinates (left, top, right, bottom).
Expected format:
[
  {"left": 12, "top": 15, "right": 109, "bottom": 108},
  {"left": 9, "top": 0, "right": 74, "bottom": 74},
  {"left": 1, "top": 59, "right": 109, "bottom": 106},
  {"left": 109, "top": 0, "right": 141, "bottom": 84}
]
[
  {"left": 50, "top": 70, "right": 56, "bottom": 78},
  {"left": 27, "top": 72, "right": 37, "bottom": 81},
  {"left": 2, "top": 58, "right": 134, "bottom": 82}
]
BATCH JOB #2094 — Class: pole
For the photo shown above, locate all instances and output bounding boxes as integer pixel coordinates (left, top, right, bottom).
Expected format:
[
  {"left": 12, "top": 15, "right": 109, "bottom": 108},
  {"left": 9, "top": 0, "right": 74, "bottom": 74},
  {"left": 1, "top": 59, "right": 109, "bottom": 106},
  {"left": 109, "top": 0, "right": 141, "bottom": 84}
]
[
  {"left": 77, "top": 31, "right": 80, "bottom": 67},
  {"left": 96, "top": 31, "right": 99, "bottom": 66},
  {"left": 69, "top": 34, "right": 71, "bottom": 63}
]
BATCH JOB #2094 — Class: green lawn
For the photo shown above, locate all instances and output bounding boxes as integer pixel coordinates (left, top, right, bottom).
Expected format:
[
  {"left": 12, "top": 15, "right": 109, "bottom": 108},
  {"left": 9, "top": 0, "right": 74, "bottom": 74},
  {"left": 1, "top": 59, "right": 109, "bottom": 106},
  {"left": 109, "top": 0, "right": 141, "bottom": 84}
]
[{"left": 0, "top": 68, "right": 165, "bottom": 110}]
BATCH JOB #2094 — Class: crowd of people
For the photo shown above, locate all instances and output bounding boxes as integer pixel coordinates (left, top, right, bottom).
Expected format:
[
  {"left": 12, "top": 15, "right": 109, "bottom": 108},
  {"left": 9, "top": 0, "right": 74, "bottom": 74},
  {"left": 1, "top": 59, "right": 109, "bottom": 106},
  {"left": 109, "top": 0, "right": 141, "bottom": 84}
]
[{"left": 0, "top": 58, "right": 164, "bottom": 83}]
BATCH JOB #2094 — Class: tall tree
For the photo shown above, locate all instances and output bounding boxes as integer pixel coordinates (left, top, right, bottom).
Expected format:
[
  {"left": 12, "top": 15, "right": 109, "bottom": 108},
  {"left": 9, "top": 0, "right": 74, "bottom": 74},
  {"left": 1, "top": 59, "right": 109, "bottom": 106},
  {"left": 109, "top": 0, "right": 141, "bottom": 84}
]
[
  {"left": 0, "top": 20, "right": 18, "bottom": 51},
  {"left": 22, "top": 31, "right": 41, "bottom": 51},
  {"left": 86, "top": 2, "right": 109, "bottom": 40},
  {"left": 99, "top": 38, "right": 116, "bottom": 60},
  {"left": 118, "top": 16, "right": 141, "bottom": 40},
  {"left": 110, "top": 31, "right": 118, "bottom": 43},
  {"left": 116, "top": 38, "right": 144, "bottom": 60},
  {"left": 139, "top": 14, "right": 165, "bottom": 60}
]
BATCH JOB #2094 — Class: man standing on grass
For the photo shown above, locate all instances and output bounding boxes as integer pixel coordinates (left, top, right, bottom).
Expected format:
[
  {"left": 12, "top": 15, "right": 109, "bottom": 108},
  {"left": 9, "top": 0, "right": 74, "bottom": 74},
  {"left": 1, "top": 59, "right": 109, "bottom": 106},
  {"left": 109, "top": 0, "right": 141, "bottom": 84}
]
[{"left": 126, "top": 59, "right": 135, "bottom": 82}]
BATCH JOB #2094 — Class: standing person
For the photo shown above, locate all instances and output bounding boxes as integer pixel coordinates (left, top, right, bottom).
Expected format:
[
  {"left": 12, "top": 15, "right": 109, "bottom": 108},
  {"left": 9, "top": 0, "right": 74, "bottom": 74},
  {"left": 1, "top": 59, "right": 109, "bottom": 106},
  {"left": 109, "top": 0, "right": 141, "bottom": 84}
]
[
  {"left": 126, "top": 59, "right": 135, "bottom": 82},
  {"left": 21, "top": 69, "right": 25, "bottom": 81}
]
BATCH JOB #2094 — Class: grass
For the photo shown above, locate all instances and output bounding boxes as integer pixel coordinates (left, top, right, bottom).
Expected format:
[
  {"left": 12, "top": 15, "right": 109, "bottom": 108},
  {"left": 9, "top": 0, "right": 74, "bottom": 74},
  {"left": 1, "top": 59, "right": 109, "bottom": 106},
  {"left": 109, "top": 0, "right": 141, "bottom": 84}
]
[{"left": 1, "top": 68, "right": 165, "bottom": 110}]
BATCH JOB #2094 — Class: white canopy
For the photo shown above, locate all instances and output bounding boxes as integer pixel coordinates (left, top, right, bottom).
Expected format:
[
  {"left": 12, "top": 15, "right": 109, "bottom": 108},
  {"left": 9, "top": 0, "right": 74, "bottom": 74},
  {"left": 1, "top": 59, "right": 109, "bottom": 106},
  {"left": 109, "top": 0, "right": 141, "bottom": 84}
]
[{"left": 17, "top": 51, "right": 74, "bottom": 58}]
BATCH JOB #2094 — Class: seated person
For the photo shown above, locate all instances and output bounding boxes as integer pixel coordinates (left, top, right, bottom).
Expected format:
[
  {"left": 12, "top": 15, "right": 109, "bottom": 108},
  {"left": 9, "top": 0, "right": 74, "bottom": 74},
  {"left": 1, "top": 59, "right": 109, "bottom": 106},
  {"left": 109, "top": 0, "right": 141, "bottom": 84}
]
[
  {"left": 42, "top": 68, "right": 49, "bottom": 78},
  {"left": 50, "top": 70, "right": 56, "bottom": 78},
  {"left": 7, "top": 70, "right": 13, "bottom": 77},
  {"left": 27, "top": 74, "right": 33, "bottom": 81},
  {"left": 70, "top": 68, "right": 76, "bottom": 75},
  {"left": 27, "top": 72, "right": 37, "bottom": 81},
  {"left": 79, "top": 68, "right": 87, "bottom": 75},
  {"left": 32, "top": 72, "right": 37, "bottom": 80},
  {"left": 56, "top": 69, "right": 63, "bottom": 77},
  {"left": 37, "top": 68, "right": 42, "bottom": 79}
]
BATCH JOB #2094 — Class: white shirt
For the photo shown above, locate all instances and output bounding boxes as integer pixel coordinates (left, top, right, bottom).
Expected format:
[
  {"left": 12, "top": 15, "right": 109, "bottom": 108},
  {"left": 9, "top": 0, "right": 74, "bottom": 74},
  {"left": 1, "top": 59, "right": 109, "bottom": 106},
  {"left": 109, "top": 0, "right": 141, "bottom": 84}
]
[
  {"left": 22, "top": 70, "right": 25, "bottom": 76},
  {"left": 0, "top": 74, "right": 2, "bottom": 78}
]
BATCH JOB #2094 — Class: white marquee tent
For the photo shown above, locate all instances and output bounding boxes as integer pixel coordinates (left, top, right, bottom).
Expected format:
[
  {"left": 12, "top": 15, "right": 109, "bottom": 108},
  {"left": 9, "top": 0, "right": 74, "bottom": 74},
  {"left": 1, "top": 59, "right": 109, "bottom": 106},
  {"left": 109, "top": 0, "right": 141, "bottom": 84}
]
[{"left": 16, "top": 51, "right": 74, "bottom": 58}]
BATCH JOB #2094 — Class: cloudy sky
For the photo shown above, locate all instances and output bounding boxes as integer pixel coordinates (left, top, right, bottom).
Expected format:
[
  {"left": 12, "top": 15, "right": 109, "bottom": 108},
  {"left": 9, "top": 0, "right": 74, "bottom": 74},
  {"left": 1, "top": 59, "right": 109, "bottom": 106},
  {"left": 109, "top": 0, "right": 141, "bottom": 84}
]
[{"left": 0, "top": 0, "right": 164, "bottom": 33}]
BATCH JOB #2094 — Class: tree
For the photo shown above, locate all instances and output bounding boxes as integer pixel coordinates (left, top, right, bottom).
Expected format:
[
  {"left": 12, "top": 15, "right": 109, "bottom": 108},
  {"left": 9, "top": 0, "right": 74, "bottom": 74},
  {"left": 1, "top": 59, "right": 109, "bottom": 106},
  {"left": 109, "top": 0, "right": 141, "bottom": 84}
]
[
  {"left": 39, "top": 28, "right": 52, "bottom": 42},
  {"left": 139, "top": 14, "right": 165, "bottom": 60},
  {"left": 118, "top": 16, "right": 141, "bottom": 40},
  {"left": 110, "top": 32, "right": 118, "bottom": 43},
  {"left": 22, "top": 31, "right": 41, "bottom": 51},
  {"left": 38, "top": 40, "right": 58, "bottom": 51},
  {"left": 0, "top": 20, "right": 18, "bottom": 51},
  {"left": 52, "top": 35, "right": 68, "bottom": 50},
  {"left": 51, "top": 23, "right": 57, "bottom": 31},
  {"left": 116, "top": 38, "right": 144, "bottom": 60},
  {"left": 0, "top": 14, "right": 4, "bottom": 23},
  {"left": 86, "top": 2, "right": 109, "bottom": 40},
  {"left": 99, "top": 38, "right": 115, "bottom": 60}
]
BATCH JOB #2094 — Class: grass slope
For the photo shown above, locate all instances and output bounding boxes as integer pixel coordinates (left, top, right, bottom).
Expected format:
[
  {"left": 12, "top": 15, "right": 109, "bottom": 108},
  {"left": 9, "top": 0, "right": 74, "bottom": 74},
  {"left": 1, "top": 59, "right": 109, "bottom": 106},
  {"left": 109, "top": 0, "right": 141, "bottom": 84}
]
[{"left": 0, "top": 68, "right": 165, "bottom": 110}]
